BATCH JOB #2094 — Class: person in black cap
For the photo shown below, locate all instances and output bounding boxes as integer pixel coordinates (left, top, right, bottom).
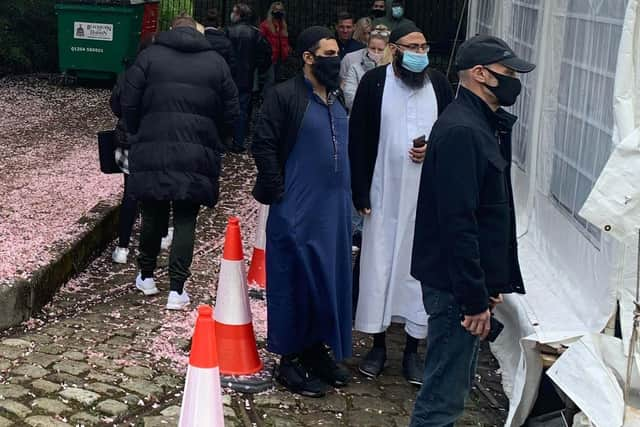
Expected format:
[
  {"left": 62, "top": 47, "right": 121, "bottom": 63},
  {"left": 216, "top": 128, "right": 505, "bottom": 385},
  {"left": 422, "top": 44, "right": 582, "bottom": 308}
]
[
  {"left": 349, "top": 23, "right": 453, "bottom": 386},
  {"left": 252, "top": 25, "right": 352, "bottom": 398},
  {"left": 409, "top": 34, "right": 534, "bottom": 426}
]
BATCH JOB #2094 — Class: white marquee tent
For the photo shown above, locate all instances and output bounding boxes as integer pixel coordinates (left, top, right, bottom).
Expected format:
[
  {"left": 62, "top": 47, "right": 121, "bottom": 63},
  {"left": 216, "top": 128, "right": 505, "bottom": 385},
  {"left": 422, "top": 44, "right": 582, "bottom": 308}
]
[{"left": 465, "top": 0, "right": 640, "bottom": 425}]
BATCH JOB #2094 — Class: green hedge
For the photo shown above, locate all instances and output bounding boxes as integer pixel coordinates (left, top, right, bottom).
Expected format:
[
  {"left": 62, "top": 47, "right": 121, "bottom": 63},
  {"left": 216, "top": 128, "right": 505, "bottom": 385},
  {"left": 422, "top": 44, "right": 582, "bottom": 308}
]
[{"left": 0, "top": 0, "right": 58, "bottom": 76}]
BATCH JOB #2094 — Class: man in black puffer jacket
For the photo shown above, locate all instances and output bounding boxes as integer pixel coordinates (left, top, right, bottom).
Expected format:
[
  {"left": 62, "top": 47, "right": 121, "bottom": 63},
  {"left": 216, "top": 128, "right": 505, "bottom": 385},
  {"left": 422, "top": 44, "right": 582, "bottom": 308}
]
[
  {"left": 226, "top": 3, "right": 272, "bottom": 153},
  {"left": 121, "top": 14, "right": 239, "bottom": 310}
]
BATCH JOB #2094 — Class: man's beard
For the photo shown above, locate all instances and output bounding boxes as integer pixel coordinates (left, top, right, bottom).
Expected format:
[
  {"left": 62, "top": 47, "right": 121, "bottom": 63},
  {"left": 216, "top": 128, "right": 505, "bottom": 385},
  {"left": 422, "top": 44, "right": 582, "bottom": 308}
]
[{"left": 394, "top": 53, "right": 428, "bottom": 89}]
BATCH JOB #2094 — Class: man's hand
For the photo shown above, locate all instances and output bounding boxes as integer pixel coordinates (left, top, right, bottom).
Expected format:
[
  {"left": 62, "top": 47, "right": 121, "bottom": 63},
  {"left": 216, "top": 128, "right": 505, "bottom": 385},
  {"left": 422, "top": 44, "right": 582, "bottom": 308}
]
[
  {"left": 461, "top": 309, "right": 491, "bottom": 340},
  {"left": 358, "top": 208, "right": 372, "bottom": 216},
  {"left": 409, "top": 143, "right": 427, "bottom": 163},
  {"left": 489, "top": 294, "right": 504, "bottom": 309}
]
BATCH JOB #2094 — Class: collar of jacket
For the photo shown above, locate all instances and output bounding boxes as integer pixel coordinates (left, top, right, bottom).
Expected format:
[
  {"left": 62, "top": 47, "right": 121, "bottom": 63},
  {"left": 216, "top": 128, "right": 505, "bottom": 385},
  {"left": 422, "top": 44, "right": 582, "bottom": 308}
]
[
  {"left": 155, "top": 27, "right": 212, "bottom": 53},
  {"left": 337, "top": 37, "right": 355, "bottom": 48},
  {"left": 458, "top": 86, "right": 518, "bottom": 133}
]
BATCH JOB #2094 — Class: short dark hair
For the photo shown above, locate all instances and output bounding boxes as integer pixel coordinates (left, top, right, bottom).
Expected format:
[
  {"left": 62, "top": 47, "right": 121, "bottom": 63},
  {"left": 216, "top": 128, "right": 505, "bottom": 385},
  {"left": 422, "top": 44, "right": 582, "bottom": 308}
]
[
  {"left": 337, "top": 11, "right": 354, "bottom": 24},
  {"left": 202, "top": 8, "right": 220, "bottom": 27},
  {"left": 307, "top": 40, "right": 322, "bottom": 55},
  {"left": 234, "top": 3, "right": 252, "bottom": 20},
  {"left": 172, "top": 12, "right": 196, "bottom": 29},
  {"left": 392, "top": 0, "right": 404, "bottom": 5}
]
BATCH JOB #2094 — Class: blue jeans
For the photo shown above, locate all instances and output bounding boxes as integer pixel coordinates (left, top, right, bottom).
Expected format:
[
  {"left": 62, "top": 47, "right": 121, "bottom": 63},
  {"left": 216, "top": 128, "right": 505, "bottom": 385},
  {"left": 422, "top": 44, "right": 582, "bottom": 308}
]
[
  {"left": 351, "top": 204, "right": 363, "bottom": 234},
  {"left": 409, "top": 287, "right": 480, "bottom": 427},
  {"left": 233, "top": 91, "right": 252, "bottom": 150}
]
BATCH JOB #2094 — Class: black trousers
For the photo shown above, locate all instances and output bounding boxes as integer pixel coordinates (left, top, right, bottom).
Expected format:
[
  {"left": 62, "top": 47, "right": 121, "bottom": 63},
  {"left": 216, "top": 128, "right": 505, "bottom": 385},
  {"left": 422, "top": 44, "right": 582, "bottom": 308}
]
[{"left": 137, "top": 201, "right": 200, "bottom": 293}]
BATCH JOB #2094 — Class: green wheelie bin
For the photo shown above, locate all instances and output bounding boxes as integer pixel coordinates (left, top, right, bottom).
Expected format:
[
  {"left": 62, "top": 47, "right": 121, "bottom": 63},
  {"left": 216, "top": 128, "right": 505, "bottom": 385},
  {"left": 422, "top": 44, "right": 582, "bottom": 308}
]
[{"left": 55, "top": 0, "right": 158, "bottom": 80}]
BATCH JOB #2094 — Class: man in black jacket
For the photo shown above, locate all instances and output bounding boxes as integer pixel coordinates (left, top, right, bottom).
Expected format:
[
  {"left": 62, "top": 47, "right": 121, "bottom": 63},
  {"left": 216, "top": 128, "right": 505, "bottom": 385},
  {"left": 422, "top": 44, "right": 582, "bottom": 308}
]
[
  {"left": 349, "top": 24, "right": 453, "bottom": 386},
  {"left": 226, "top": 3, "right": 272, "bottom": 153},
  {"left": 121, "top": 14, "right": 239, "bottom": 311},
  {"left": 409, "top": 35, "right": 534, "bottom": 426},
  {"left": 203, "top": 8, "right": 236, "bottom": 74}
]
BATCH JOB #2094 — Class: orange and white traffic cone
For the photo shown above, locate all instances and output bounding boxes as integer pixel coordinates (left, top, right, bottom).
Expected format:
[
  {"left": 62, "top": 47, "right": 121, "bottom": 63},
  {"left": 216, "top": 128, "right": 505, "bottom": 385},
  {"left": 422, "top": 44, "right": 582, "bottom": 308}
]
[
  {"left": 179, "top": 305, "right": 225, "bottom": 427},
  {"left": 214, "top": 217, "right": 263, "bottom": 376},
  {"left": 247, "top": 204, "right": 269, "bottom": 288}
]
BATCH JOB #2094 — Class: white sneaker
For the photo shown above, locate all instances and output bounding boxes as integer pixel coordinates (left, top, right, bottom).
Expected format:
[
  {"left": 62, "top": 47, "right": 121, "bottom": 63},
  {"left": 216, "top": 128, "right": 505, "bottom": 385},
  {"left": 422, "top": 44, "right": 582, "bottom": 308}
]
[
  {"left": 112, "top": 247, "right": 129, "bottom": 264},
  {"left": 135, "top": 273, "right": 159, "bottom": 296},
  {"left": 166, "top": 290, "right": 190, "bottom": 310},
  {"left": 161, "top": 227, "right": 174, "bottom": 250}
]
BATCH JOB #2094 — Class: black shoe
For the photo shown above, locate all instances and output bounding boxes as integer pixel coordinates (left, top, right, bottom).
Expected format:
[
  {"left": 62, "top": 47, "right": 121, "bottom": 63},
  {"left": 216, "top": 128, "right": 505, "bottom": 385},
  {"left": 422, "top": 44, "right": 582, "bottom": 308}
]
[
  {"left": 302, "top": 345, "right": 351, "bottom": 388},
  {"left": 358, "top": 346, "right": 386, "bottom": 378},
  {"left": 276, "top": 356, "right": 328, "bottom": 398},
  {"left": 402, "top": 352, "right": 424, "bottom": 386}
]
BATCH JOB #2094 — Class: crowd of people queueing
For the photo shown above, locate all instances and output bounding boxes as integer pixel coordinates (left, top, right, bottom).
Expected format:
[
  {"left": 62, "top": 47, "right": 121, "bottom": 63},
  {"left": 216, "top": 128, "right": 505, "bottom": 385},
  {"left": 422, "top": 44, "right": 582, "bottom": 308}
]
[{"left": 107, "top": 1, "right": 535, "bottom": 425}]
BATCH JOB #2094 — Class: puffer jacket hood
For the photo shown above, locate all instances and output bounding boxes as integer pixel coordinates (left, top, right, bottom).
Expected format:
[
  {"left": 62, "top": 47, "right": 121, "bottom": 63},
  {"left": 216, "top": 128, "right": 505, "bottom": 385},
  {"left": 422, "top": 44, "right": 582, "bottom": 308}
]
[{"left": 155, "top": 26, "right": 213, "bottom": 53}]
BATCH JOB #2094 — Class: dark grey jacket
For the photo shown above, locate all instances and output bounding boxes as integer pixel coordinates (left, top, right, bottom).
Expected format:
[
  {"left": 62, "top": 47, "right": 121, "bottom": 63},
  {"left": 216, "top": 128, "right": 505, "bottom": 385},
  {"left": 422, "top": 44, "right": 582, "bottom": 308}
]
[
  {"left": 411, "top": 86, "right": 525, "bottom": 315},
  {"left": 225, "top": 21, "right": 272, "bottom": 92}
]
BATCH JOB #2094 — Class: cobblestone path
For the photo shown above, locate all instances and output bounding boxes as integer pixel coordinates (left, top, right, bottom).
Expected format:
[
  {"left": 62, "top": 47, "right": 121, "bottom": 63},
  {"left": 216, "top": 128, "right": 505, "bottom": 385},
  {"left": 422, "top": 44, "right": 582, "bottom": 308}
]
[{"left": 0, "top": 154, "right": 508, "bottom": 426}]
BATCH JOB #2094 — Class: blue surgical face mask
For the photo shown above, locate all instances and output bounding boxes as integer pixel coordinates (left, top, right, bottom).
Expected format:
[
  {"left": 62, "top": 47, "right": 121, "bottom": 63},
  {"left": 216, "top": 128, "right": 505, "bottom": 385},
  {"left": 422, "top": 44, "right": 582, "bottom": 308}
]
[
  {"left": 392, "top": 6, "right": 404, "bottom": 19},
  {"left": 401, "top": 50, "right": 429, "bottom": 73}
]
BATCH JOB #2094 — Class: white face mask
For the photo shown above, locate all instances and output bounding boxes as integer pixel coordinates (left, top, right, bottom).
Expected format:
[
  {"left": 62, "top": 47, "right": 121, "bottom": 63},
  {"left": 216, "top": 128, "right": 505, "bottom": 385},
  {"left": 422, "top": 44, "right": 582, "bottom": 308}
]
[
  {"left": 230, "top": 13, "right": 240, "bottom": 23},
  {"left": 367, "top": 50, "right": 383, "bottom": 64}
]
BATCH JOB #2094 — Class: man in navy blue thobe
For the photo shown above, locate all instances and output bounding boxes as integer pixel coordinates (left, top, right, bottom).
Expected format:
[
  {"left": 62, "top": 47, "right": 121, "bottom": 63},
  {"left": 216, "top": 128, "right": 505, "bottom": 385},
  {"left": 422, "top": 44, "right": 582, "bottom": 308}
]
[{"left": 251, "top": 26, "right": 352, "bottom": 398}]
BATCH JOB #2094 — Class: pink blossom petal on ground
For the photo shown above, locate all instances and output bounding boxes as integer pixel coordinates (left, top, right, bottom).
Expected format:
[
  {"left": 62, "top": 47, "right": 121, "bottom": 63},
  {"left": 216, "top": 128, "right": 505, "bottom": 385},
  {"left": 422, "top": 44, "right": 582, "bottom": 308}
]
[{"left": 0, "top": 76, "right": 120, "bottom": 283}]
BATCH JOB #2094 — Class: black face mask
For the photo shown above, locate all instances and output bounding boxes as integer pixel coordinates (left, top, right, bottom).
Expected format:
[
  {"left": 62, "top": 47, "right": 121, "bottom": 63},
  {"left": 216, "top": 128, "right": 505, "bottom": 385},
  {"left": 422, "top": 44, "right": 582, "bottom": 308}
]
[
  {"left": 312, "top": 55, "right": 341, "bottom": 90},
  {"left": 483, "top": 67, "right": 522, "bottom": 107},
  {"left": 394, "top": 52, "right": 428, "bottom": 89},
  {"left": 272, "top": 10, "right": 285, "bottom": 19},
  {"left": 371, "top": 9, "right": 386, "bottom": 18}
]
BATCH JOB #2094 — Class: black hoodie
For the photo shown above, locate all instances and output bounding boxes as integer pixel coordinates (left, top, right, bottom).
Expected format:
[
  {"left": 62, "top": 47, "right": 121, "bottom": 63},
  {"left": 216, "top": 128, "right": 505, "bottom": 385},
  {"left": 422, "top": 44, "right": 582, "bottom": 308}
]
[{"left": 121, "top": 26, "right": 240, "bottom": 207}]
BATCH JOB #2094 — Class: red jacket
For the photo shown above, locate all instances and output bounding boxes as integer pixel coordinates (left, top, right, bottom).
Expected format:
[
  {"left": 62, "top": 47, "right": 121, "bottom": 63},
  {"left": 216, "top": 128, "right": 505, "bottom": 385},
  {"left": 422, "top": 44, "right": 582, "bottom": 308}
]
[{"left": 259, "top": 20, "right": 290, "bottom": 63}]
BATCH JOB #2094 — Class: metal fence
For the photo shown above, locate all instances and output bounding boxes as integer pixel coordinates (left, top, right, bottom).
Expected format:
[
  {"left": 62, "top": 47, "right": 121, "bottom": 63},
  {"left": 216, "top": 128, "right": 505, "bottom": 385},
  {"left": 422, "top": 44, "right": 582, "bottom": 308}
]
[{"left": 159, "top": 0, "right": 467, "bottom": 75}]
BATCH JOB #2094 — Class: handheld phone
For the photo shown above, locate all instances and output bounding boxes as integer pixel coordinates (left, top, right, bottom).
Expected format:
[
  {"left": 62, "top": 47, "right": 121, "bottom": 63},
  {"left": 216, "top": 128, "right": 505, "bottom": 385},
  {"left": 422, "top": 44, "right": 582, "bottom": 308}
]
[{"left": 413, "top": 135, "right": 427, "bottom": 148}]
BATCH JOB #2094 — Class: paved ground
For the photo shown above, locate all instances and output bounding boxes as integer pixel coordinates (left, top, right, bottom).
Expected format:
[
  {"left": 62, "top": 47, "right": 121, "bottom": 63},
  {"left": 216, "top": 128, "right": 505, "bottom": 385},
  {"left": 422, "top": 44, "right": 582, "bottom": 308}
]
[{"left": 0, "top": 153, "right": 508, "bottom": 426}]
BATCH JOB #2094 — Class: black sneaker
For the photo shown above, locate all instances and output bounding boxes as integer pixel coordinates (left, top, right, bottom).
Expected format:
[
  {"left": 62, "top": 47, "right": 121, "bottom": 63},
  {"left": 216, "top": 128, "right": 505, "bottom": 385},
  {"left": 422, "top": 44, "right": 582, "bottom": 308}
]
[
  {"left": 276, "top": 356, "right": 328, "bottom": 398},
  {"left": 358, "top": 346, "right": 386, "bottom": 378},
  {"left": 302, "top": 345, "right": 351, "bottom": 388},
  {"left": 402, "top": 352, "right": 424, "bottom": 386}
]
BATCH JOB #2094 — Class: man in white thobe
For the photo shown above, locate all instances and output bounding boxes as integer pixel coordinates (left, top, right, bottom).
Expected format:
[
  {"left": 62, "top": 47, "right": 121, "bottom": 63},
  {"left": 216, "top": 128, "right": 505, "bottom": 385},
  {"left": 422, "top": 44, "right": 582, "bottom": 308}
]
[{"left": 349, "top": 24, "right": 453, "bottom": 385}]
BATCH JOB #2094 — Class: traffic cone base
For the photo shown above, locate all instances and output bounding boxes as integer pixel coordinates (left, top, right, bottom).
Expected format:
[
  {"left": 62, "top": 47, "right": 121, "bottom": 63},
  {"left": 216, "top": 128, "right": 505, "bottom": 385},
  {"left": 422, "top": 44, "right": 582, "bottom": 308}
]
[
  {"left": 179, "top": 366, "right": 225, "bottom": 426},
  {"left": 216, "top": 322, "right": 263, "bottom": 376}
]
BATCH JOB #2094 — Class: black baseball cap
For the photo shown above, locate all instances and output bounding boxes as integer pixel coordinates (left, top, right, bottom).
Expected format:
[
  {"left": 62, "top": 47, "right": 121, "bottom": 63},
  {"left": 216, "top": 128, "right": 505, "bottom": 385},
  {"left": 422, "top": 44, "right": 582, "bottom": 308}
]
[{"left": 455, "top": 34, "right": 536, "bottom": 73}]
